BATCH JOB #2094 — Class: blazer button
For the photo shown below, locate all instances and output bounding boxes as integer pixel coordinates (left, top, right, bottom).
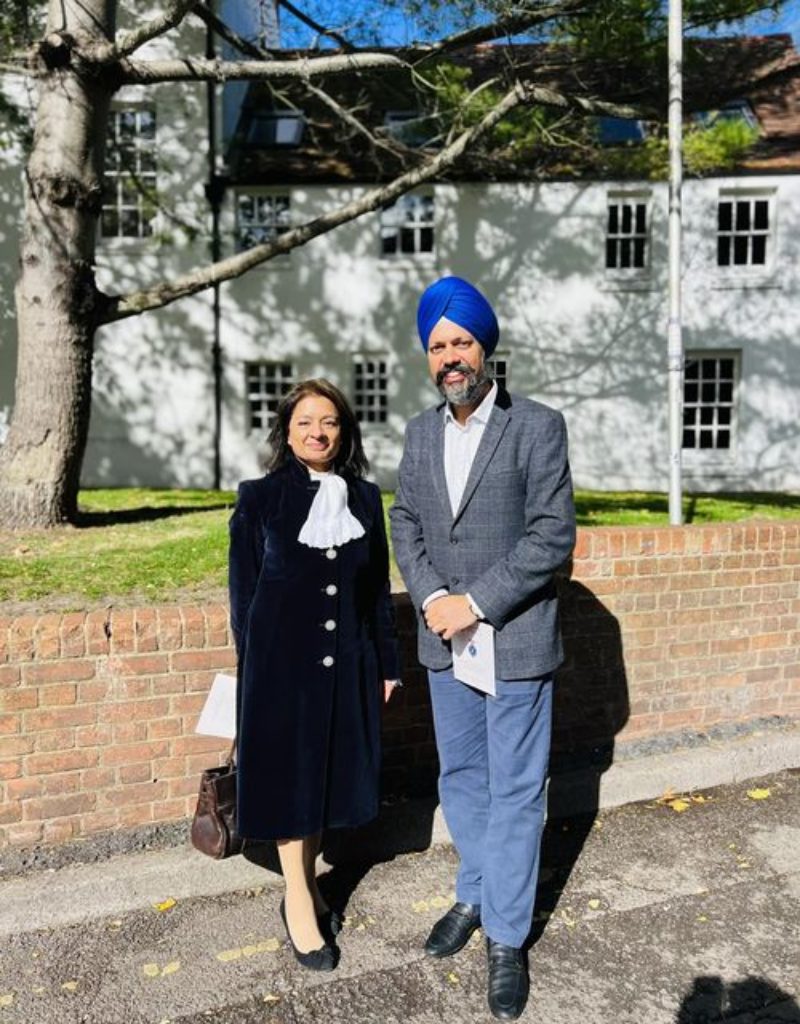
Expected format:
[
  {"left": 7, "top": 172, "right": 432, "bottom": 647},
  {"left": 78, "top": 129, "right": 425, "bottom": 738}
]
[
  {"left": 324, "top": 619, "right": 336, "bottom": 631},
  {"left": 325, "top": 584, "right": 338, "bottom": 596},
  {"left": 326, "top": 548, "right": 337, "bottom": 560},
  {"left": 322, "top": 655, "right": 334, "bottom": 667}
]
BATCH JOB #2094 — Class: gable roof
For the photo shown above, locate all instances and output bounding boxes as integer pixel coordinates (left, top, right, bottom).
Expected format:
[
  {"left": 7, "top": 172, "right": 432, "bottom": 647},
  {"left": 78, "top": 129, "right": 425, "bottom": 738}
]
[{"left": 225, "top": 34, "right": 800, "bottom": 185}]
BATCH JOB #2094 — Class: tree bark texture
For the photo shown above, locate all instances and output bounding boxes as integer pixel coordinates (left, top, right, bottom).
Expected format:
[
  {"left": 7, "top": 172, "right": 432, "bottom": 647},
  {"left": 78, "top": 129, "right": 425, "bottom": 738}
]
[{"left": 0, "top": 1, "right": 114, "bottom": 527}]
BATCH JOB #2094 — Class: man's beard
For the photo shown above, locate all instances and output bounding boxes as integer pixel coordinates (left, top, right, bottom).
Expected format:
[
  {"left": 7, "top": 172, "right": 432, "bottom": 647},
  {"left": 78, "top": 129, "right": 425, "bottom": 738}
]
[{"left": 436, "top": 362, "right": 491, "bottom": 407}]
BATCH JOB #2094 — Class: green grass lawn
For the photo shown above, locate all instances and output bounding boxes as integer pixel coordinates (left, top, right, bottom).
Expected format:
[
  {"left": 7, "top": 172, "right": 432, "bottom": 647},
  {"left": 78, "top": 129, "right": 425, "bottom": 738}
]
[{"left": 0, "top": 487, "right": 797, "bottom": 610}]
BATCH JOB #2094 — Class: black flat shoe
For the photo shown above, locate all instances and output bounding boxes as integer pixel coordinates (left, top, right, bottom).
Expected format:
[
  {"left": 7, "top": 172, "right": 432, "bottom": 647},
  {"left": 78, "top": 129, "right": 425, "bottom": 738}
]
[
  {"left": 279, "top": 899, "right": 338, "bottom": 972},
  {"left": 424, "top": 902, "right": 481, "bottom": 958},
  {"left": 487, "top": 939, "right": 529, "bottom": 1021},
  {"left": 318, "top": 907, "right": 343, "bottom": 941}
]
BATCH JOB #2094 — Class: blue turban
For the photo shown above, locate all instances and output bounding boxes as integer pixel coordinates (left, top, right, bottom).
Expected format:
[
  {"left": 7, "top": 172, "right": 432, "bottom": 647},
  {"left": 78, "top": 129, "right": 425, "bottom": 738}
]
[{"left": 416, "top": 276, "right": 499, "bottom": 359}]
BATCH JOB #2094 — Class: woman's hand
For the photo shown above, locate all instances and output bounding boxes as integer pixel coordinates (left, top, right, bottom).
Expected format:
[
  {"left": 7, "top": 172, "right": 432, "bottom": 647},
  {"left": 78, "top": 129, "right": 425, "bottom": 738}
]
[{"left": 384, "top": 679, "right": 402, "bottom": 703}]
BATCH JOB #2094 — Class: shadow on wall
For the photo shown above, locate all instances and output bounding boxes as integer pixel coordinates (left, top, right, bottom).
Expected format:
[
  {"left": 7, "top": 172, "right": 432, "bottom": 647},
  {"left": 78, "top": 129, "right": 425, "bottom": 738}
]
[
  {"left": 676, "top": 976, "right": 800, "bottom": 1023},
  {"left": 532, "top": 572, "right": 630, "bottom": 946}
]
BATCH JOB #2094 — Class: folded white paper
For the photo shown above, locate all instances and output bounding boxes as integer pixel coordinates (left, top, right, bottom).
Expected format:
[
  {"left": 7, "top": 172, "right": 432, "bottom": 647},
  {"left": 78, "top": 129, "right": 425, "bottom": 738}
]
[
  {"left": 195, "top": 672, "right": 237, "bottom": 739},
  {"left": 452, "top": 622, "right": 496, "bottom": 696}
]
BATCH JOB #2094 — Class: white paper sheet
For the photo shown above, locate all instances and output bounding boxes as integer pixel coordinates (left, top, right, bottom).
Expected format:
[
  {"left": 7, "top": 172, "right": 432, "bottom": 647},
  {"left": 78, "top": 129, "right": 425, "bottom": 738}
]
[
  {"left": 195, "top": 672, "right": 237, "bottom": 739},
  {"left": 452, "top": 622, "right": 496, "bottom": 696}
]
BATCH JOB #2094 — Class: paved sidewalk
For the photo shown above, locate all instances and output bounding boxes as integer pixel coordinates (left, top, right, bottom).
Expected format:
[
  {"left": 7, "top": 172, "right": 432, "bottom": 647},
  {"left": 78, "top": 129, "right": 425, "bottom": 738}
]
[{"left": 0, "top": 769, "right": 798, "bottom": 1024}]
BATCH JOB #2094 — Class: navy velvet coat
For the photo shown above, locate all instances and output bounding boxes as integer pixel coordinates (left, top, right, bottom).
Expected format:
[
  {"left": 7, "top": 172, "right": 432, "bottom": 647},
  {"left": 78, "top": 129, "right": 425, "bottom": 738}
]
[{"left": 228, "top": 458, "right": 400, "bottom": 840}]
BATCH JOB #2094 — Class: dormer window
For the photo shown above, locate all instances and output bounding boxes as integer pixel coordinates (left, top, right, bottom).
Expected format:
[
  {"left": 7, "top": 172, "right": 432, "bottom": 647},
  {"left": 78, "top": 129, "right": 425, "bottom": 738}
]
[
  {"left": 246, "top": 111, "right": 305, "bottom": 147},
  {"left": 597, "top": 118, "right": 646, "bottom": 145},
  {"left": 692, "top": 100, "right": 758, "bottom": 130}
]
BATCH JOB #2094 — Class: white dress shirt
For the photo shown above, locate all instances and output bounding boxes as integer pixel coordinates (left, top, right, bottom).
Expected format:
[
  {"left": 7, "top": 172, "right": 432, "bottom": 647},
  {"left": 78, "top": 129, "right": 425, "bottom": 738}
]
[{"left": 423, "top": 382, "right": 498, "bottom": 619}]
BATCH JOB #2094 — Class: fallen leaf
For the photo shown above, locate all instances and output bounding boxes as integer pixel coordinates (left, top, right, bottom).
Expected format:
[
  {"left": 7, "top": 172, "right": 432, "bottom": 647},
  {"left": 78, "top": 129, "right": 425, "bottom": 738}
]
[
  {"left": 143, "top": 964, "right": 161, "bottom": 978},
  {"left": 161, "top": 961, "right": 180, "bottom": 977},
  {"left": 0, "top": 994, "right": 14, "bottom": 1008},
  {"left": 691, "top": 794, "right": 709, "bottom": 804},
  {"left": 256, "top": 938, "right": 281, "bottom": 953},
  {"left": 61, "top": 981, "right": 79, "bottom": 992},
  {"left": 430, "top": 895, "right": 450, "bottom": 909},
  {"left": 696, "top": 915, "right": 708, "bottom": 923},
  {"left": 587, "top": 899, "right": 601, "bottom": 910},
  {"left": 747, "top": 788, "right": 770, "bottom": 800},
  {"left": 668, "top": 799, "right": 691, "bottom": 813},
  {"left": 216, "top": 949, "right": 242, "bottom": 963},
  {"left": 411, "top": 899, "right": 430, "bottom": 914},
  {"left": 153, "top": 898, "right": 177, "bottom": 913},
  {"left": 447, "top": 972, "right": 459, "bottom": 985},
  {"left": 264, "top": 994, "right": 281, "bottom": 1004}
]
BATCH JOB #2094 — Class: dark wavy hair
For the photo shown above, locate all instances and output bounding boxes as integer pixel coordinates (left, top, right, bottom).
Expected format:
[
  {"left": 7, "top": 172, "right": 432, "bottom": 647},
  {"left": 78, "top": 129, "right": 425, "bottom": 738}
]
[{"left": 266, "top": 378, "right": 369, "bottom": 478}]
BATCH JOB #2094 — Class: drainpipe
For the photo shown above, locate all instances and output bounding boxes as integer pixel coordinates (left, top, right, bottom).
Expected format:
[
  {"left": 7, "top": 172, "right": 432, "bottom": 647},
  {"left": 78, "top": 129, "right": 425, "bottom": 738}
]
[{"left": 206, "top": 23, "right": 224, "bottom": 491}]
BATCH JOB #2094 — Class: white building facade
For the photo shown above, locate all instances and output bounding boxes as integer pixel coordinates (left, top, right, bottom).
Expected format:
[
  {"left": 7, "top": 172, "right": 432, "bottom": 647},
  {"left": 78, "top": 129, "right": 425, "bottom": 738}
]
[{"left": 1, "top": 32, "right": 798, "bottom": 495}]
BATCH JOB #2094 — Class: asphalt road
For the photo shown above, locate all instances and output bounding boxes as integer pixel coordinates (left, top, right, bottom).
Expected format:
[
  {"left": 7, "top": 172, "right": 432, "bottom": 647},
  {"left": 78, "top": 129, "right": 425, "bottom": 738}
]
[{"left": 0, "top": 770, "right": 798, "bottom": 1024}]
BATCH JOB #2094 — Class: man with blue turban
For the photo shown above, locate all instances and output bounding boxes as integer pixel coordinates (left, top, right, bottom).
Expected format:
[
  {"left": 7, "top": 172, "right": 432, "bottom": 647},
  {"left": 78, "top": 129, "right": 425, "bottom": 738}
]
[{"left": 390, "top": 276, "right": 575, "bottom": 1021}]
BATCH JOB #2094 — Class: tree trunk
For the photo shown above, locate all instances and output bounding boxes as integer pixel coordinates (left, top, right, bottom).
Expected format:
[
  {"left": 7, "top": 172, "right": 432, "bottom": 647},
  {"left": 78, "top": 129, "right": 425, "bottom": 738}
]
[{"left": 0, "top": 1, "right": 114, "bottom": 528}]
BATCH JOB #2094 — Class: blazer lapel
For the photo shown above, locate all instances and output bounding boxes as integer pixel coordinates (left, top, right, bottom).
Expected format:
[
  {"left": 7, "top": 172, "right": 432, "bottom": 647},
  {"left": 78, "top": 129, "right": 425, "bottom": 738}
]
[
  {"left": 429, "top": 405, "right": 452, "bottom": 520},
  {"left": 453, "top": 396, "right": 511, "bottom": 524}
]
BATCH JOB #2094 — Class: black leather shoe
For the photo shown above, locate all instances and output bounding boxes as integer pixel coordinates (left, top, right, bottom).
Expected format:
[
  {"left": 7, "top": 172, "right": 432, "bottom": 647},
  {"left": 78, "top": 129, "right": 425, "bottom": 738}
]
[
  {"left": 487, "top": 939, "right": 529, "bottom": 1020},
  {"left": 279, "top": 899, "right": 338, "bottom": 972},
  {"left": 424, "top": 902, "right": 481, "bottom": 958}
]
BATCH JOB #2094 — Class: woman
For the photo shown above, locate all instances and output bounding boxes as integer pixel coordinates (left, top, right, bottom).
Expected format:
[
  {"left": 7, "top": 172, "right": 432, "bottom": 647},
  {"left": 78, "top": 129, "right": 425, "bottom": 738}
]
[{"left": 228, "top": 379, "right": 400, "bottom": 972}]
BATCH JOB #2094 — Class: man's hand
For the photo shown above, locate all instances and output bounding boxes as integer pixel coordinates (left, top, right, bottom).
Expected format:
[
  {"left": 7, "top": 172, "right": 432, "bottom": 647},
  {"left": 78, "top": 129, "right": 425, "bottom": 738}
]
[{"left": 424, "top": 594, "right": 478, "bottom": 641}]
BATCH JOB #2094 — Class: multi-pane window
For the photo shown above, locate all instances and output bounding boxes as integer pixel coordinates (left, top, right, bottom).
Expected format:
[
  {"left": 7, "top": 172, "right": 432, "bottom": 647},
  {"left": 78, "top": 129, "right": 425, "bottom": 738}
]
[
  {"left": 487, "top": 355, "right": 508, "bottom": 390},
  {"left": 682, "top": 354, "right": 738, "bottom": 451},
  {"left": 380, "top": 193, "right": 434, "bottom": 257},
  {"left": 606, "top": 196, "right": 648, "bottom": 270},
  {"left": 237, "top": 193, "right": 291, "bottom": 251},
  {"left": 102, "top": 109, "right": 157, "bottom": 238},
  {"left": 353, "top": 357, "right": 389, "bottom": 424},
  {"left": 717, "top": 195, "right": 771, "bottom": 268},
  {"left": 246, "top": 362, "right": 296, "bottom": 432}
]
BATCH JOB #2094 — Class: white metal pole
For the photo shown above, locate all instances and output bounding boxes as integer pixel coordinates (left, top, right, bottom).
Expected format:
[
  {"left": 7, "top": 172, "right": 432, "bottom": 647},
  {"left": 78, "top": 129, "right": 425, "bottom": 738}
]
[{"left": 667, "top": 0, "right": 684, "bottom": 525}]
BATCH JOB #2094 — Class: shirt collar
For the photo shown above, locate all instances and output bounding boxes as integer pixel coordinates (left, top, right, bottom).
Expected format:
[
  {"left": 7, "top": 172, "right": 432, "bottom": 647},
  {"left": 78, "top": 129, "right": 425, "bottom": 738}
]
[{"left": 444, "top": 381, "right": 498, "bottom": 428}]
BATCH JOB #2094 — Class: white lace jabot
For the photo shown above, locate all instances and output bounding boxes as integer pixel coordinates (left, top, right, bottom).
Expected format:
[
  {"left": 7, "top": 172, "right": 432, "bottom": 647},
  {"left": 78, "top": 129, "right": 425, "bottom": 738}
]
[{"left": 298, "top": 469, "right": 366, "bottom": 549}]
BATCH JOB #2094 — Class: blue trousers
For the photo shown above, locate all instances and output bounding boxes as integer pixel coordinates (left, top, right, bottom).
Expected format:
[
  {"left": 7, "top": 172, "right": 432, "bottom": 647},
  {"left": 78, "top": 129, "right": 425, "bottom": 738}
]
[{"left": 428, "top": 667, "right": 553, "bottom": 948}]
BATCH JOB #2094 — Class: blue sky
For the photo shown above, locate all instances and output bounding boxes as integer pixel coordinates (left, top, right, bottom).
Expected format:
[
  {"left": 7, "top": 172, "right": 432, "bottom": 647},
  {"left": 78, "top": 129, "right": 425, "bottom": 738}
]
[{"left": 279, "top": 0, "right": 800, "bottom": 48}]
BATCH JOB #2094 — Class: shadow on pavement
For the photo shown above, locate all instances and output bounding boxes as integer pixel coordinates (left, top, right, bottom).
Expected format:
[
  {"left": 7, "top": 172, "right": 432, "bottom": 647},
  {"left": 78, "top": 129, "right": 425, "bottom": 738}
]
[
  {"left": 531, "top": 572, "right": 630, "bottom": 947},
  {"left": 676, "top": 975, "right": 800, "bottom": 1023},
  {"left": 240, "top": 796, "right": 439, "bottom": 917}
]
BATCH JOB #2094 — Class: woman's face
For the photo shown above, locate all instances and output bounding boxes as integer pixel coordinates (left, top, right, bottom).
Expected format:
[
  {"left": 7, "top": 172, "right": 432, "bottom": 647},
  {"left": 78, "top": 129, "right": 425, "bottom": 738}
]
[{"left": 287, "top": 394, "right": 342, "bottom": 472}]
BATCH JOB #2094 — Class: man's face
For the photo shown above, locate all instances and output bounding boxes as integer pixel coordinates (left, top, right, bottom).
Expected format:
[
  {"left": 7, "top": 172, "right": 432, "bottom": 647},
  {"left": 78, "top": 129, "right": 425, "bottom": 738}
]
[{"left": 427, "top": 318, "right": 488, "bottom": 406}]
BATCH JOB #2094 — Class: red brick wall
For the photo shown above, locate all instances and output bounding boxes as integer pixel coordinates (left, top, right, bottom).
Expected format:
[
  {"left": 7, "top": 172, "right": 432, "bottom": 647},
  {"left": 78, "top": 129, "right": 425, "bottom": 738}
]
[{"left": 1, "top": 522, "right": 798, "bottom": 848}]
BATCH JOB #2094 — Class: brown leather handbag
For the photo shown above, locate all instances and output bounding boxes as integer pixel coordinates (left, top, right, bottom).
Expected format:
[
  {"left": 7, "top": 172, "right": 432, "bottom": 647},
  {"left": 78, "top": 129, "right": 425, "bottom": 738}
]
[{"left": 190, "top": 742, "right": 243, "bottom": 859}]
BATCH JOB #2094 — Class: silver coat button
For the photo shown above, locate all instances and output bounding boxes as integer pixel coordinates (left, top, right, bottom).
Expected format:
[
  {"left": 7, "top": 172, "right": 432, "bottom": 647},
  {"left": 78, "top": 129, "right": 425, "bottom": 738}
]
[
  {"left": 322, "top": 655, "right": 334, "bottom": 667},
  {"left": 326, "top": 548, "right": 337, "bottom": 560},
  {"left": 326, "top": 584, "right": 338, "bottom": 596},
  {"left": 324, "top": 619, "right": 336, "bottom": 631}
]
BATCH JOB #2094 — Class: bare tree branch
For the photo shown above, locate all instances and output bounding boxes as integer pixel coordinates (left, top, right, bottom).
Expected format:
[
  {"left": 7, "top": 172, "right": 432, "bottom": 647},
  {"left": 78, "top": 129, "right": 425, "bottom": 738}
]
[
  {"left": 104, "top": 77, "right": 646, "bottom": 324},
  {"left": 89, "top": 0, "right": 197, "bottom": 63},
  {"left": 104, "top": 83, "right": 529, "bottom": 322},
  {"left": 412, "top": 0, "right": 594, "bottom": 60},
  {"left": 303, "top": 80, "right": 408, "bottom": 158},
  {"left": 276, "top": 0, "right": 355, "bottom": 51},
  {"left": 118, "top": 51, "right": 407, "bottom": 84}
]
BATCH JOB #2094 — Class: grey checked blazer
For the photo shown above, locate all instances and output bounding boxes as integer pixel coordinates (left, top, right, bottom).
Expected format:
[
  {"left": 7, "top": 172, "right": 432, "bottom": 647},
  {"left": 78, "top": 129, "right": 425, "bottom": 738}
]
[{"left": 389, "top": 387, "right": 576, "bottom": 680}]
